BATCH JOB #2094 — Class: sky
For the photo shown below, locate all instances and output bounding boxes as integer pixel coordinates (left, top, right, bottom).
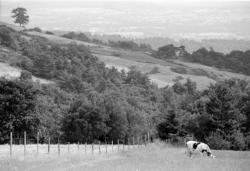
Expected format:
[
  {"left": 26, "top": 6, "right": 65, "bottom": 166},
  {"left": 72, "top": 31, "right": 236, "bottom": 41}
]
[
  {"left": 1, "top": 0, "right": 250, "bottom": 40},
  {"left": 4, "top": 0, "right": 250, "bottom": 3}
]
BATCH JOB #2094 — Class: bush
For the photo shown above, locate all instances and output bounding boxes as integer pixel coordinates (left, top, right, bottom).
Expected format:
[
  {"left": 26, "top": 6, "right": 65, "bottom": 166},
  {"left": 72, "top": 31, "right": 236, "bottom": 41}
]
[
  {"left": 230, "top": 130, "right": 246, "bottom": 150},
  {"left": 12, "top": 56, "right": 34, "bottom": 71},
  {"left": 62, "top": 32, "right": 90, "bottom": 42},
  {"left": 45, "top": 31, "right": 54, "bottom": 35},
  {"left": 111, "top": 51, "right": 121, "bottom": 57},
  {"left": 149, "top": 66, "right": 160, "bottom": 74},
  {"left": 206, "top": 131, "right": 231, "bottom": 150},
  {"left": 245, "top": 134, "right": 250, "bottom": 149},
  {"left": 170, "top": 67, "right": 188, "bottom": 74},
  {"left": 0, "top": 25, "right": 19, "bottom": 50},
  {"left": 20, "top": 70, "right": 32, "bottom": 81},
  {"left": 173, "top": 76, "right": 184, "bottom": 82},
  {"left": 32, "top": 27, "right": 42, "bottom": 32}
]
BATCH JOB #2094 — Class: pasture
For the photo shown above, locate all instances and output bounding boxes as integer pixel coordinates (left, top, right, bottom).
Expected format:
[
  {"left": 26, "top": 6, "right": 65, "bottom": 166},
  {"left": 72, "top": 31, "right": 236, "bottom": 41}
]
[{"left": 0, "top": 143, "right": 249, "bottom": 171}]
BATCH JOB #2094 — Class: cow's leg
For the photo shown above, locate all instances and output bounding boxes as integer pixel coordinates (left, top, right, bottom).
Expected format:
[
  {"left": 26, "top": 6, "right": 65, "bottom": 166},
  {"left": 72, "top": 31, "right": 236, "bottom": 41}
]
[{"left": 187, "top": 150, "right": 192, "bottom": 157}]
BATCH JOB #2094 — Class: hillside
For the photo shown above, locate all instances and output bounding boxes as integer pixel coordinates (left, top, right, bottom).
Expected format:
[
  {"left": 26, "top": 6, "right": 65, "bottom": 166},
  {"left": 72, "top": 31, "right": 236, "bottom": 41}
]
[
  {"left": 83, "top": 33, "right": 250, "bottom": 53},
  {"left": 24, "top": 30, "right": 250, "bottom": 90},
  {"left": 1, "top": 22, "right": 250, "bottom": 150},
  {"left": 0, "top": 46, "right": 53, "bottom": 84},
  {"left": 0, "top": 62, "right": 52, "bottom": 84},
  {"left": 1, "top": 21, "right": 249, "bottom": 90}
]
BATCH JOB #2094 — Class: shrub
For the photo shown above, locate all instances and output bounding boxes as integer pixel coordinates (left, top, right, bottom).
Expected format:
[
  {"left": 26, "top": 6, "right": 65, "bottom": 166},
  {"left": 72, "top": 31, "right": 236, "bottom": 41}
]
[
  {"left": 111, "top": 51, "right": 121, "bottom": 57},
  {"left": 20, "top": 70, "right": 32, "bottom": 81},
  {"left": 206, "top": 131, "right": 231, "bottom": 150},
  {"left": 0, "top": 25, "right": 19, "bottom": 50},
  {"left": 32, "top": 27, "right": 42, "bottom": 32},
  {"left": 170, "top": 67, "right": 188, "bottom": 74},
  {"left": 149, "top": 66, "right": 160, "bottom": 74},
  {"left": 245, "top": 134, "right": 250, "bottom": 149},
  {"left": 230, "top": 130, "right": 246, "bottom": 150},
  {"left": 45, "top": 31, "right": 54, "bottom": 35},
  {"left": 173, "top": 76, "right": 184, "bottom": 82},
  {"left": 13, "top": 55, "right": 34, "bottom": 71}
]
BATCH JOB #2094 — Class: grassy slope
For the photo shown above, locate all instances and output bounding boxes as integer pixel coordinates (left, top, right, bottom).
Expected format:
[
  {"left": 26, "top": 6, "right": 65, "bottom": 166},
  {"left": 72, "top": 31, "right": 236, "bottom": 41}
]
[
  {"left": 31, "top": 29, "right": 249, "bottom": 90},
  {"left": 1, "top": 22, "right": 250, "bottom": 89},
  {"left": 0, "top": 62, "right": 53, "bottom": 84},
  {"left": 92, "top": 47, "right": 249, "bottom": 89},
  {"left": 1, "top": 144, "right": 249, "bottom": 171}
]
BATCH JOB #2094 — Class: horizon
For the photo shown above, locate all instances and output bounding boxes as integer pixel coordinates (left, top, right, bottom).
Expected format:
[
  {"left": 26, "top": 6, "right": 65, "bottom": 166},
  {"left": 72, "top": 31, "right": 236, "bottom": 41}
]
[{"left": 1, "top": 0, "right": 250, "bottom": 40}]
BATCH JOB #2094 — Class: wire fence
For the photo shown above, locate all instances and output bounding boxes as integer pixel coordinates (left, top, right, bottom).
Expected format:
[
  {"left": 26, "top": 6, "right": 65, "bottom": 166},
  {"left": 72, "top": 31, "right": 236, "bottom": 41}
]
[{"left": 0, "top": 132, "right": 152, "bottom": 157}]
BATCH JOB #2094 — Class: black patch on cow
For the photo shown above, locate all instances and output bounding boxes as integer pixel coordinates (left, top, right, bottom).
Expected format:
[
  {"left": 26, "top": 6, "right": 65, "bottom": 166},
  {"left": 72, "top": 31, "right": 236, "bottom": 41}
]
[
  {"left": 193, "top": 142, "right": 200, "bottom": 149},
  {"left": 202, "top": 149, "right": 211, "bottom": 156},
  {"left": 202, "top": 149, "right": 207, "bottom": 153}
]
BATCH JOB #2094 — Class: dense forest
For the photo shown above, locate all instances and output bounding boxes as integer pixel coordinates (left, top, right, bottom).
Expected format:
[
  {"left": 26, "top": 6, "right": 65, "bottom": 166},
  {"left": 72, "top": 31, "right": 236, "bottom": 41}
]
[
  {"left": 154, "top": 44, "right": 250, "bottom": 76},
  {"left": 0, "top": 25, "right": 250, "bottom": 150}
]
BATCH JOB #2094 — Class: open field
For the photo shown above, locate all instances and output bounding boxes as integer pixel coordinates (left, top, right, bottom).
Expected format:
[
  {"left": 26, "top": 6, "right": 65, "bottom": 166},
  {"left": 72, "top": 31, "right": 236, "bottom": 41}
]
[{"left": 0, "top": 143, "right": 249, "bottom": 171}]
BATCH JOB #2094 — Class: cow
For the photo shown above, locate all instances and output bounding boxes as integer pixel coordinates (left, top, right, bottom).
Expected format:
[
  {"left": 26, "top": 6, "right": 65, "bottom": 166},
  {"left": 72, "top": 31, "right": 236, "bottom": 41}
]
[{"left": 186, "top": 140, "right": 216, "bottom": 159}]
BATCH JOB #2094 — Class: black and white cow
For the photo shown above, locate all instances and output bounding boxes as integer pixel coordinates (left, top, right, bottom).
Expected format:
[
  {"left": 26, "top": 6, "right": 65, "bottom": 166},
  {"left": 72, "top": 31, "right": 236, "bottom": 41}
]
[{"left": 186, "top": 141, "right": 216, "bottom": 159}]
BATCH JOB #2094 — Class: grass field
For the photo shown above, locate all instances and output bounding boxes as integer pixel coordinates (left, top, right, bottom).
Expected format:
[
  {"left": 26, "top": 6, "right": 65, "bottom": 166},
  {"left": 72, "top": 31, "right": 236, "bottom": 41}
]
[{"left": 1, "top": 143, "right": 249, "bottom": 171}]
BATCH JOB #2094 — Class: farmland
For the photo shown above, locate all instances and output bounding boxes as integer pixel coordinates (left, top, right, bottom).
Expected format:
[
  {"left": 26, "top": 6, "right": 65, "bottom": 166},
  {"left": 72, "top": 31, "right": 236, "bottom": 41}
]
[{"left": 0, "top": 143, "right": 250, "bottom": 171}]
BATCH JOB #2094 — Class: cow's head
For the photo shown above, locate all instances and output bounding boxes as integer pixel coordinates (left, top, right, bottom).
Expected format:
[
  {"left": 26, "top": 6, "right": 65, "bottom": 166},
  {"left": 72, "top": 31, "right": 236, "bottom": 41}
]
[
  {"left": 210, "top": 154, "right": 216, "bottom": 159},
  {"left": 204, "top": 151, "right": 216, "bottom": 159}
]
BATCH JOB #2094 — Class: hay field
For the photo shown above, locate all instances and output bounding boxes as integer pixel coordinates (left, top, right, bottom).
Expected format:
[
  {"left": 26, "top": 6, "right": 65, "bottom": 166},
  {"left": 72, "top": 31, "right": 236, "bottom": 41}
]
[{"left": 0, "top": 143, "right": 249, "bottom": 171}]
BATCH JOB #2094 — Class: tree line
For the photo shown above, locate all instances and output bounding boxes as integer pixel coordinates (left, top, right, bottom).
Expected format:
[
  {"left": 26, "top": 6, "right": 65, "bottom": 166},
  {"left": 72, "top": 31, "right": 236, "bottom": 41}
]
[
  {"left": 154, "top": 44, "right": 250, "bottom": 76},
  {"left": 0, "top": 25, "right": 250, "bottom": 150}
]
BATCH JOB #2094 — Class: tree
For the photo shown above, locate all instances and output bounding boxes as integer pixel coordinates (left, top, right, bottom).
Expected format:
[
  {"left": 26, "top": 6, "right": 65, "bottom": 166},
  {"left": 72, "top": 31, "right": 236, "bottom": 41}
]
[
  {"left": 11, "top": 7, "right": 29, "bottom": 27},
  {"left": 157, "top": 110, "right": 179, "bottom": 140},
  {"left": 156, "top": 44, "right": 178, "bottom": 59},
  {"left": 20, "top": 70, "right": 32, "bottom": 81},
  {"left": 0, "top": 25, "right": 20, "bottom": 49},
  {"left": 62, "top": 102, "right": 109, "bottom": 143},
  {"left": 0, "top": 78, "right": 39, "bottom": 143}
]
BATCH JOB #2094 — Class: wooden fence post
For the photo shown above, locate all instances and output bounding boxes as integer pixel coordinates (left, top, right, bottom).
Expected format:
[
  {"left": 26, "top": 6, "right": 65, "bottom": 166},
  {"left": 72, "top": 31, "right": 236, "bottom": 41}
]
[
  {"left": 92, "top": 143, "right": 94, "bottom": 154},
  {"left": 48, "top": 137, "right": 50, "bottom": 154},
  {"left": 24, "top": 131, "right": 26, "bottom": 155},
  {"left": 148, "top": 132, "right": 150, "bottom": 143},
  {"left": 137, "top": 136, "right": 139, "bottom": 148},
  {"left": 10, "top": 132, "right": 12, "bottom": 156},
  {"left": 133, "top": 137, "right": 135, "bottom": 148},
  {"left": 127, "top": 138, "right": 129, "bottom": 150},
  {"left": 77, "top": 141, "right": 79, "bottom": 151},
  {"left": 68, "top": 142, "right": 70, "bottom": 153},
  {"left": 117, "top": 139, "right": 120, "bottom": 152},
  {"left": 58, "top": 138, "right": 60, "bottom": 155},
  {"left": 85, "top": 142, "right": 87, "bottom": 154},
  {"left": 111, "top": 140, "right": 113, "bottom": 151},
  {"left": 37, "top": 132, "right": 39, "bottom": 154},
  {"left": 144, "top": 134, "right": 147, "bottom": 146},
  {"left": 105, "top": 141, "right": 107, "bottom": 154},
  {"left": 99, "top": 141, "right": 101, "bottom": 154},
  {"left": 123, "top": 139, "right": 125, "bottom": 151}
]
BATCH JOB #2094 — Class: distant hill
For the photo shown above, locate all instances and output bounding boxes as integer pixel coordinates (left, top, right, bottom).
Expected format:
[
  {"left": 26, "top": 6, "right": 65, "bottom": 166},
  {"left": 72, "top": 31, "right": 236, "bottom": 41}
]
[
  {"left": 84, "top": 32, "right": 250, "bottom": 53},
  {"left": 1, "top": 21, "right": 249, "bottom": 90},
  {"left": 136, "top": 37, "right": 250, "bottom": 53}
]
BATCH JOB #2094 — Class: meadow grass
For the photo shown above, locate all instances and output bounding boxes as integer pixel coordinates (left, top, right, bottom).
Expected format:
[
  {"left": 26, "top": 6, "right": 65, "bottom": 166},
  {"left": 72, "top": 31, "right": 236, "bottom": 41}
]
[
  {"left": 0, "top": 143, "right": 249, "bottom": 171},
  {"left": 82, "top": 143, "right": 250, "bottom": 171}
]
